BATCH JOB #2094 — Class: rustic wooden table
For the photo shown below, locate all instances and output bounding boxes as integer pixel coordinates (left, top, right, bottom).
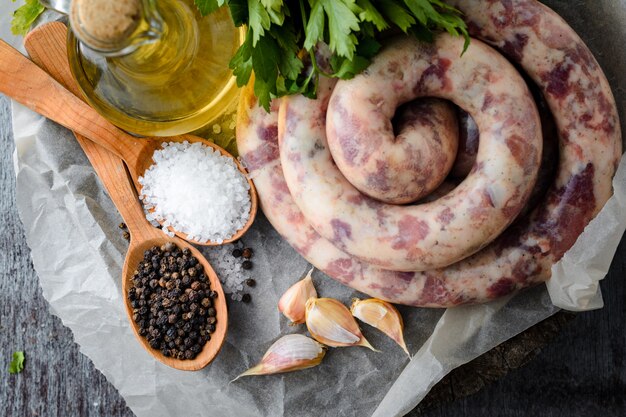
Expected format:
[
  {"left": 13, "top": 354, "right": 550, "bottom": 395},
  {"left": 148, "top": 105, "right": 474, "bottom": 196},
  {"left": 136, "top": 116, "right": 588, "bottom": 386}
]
[{"left": 1, "top": 93, "right": 625, "bottom": 416}]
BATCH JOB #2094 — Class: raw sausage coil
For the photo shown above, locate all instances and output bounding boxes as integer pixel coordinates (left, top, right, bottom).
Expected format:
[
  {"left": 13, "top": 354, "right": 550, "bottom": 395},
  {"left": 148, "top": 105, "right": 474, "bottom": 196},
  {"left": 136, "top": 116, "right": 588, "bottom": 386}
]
[
  {"left": 236, "top": 0, "right": 621, "bottom": 307},
  {"left": 283, "top": 34, "right": 542, "bottom": 272}
]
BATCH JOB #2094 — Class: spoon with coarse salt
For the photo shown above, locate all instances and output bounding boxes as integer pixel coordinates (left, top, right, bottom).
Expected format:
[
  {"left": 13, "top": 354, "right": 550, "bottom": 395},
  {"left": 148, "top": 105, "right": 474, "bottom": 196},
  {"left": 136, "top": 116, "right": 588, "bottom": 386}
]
[
  {"left": 19, "top": 23, "right": 228, "bottom": 371},
  {"left": 0, "top": 27, "right": 257, "bottom": 246}
]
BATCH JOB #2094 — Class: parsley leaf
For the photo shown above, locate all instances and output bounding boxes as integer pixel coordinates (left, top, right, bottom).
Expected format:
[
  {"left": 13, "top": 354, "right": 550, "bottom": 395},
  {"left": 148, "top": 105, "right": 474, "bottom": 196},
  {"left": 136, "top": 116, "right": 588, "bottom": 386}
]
[
  {"left": 319, "top": 0, "right": 362, "bottom": 60},
  {"left": 8, "top": 351, "right": 25, "bottom": 374},
  {"left": 11, "top": 0, "right": 44, "bottom": 36},
  {"left": 303, "top": 1, "right": 325, "bottom": 51},
  {"left": 248, "top": 0, "right": 272, "bottom": 46},
  {"left": 357, "top": 0, "right": 389, "bottom": 31},
  {"left": 195, "top": 0, "right": 226, "bottom": 16},
  {"left": 378, "top": 0, "right": 416, "bottom": 32},
  {"left": 228, "top": 0, "right": 249, "bottom": 26}
]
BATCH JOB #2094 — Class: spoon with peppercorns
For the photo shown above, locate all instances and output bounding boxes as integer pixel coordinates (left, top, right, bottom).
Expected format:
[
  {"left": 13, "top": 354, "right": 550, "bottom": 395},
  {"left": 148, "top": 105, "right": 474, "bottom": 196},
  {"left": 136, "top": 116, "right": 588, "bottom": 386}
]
[
  {"left": 20, "top": 26, "right": 228, "bottom": 371},
  {"left": 0, "top": 26, "right": 258, "bottom": 247}
]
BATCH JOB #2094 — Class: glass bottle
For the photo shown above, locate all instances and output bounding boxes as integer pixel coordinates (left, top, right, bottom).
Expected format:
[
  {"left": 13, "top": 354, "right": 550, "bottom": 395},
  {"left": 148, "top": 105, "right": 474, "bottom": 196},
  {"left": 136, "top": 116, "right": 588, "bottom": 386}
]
[{"left": 42, "top": 0, "right": 243, "bottom": 137}]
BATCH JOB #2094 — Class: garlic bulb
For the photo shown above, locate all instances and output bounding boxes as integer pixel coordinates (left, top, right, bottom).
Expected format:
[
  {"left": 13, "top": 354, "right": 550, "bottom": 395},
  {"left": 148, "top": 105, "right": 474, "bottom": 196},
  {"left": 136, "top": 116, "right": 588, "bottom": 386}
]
[
  {"left": 278, "top": 268, "right": 317, "bottom": 324},
  {"left": 351, "top": 298, "right": 409, "bottom": 357},
  {"left": 305, "top": 297, "right": 376, "bottom": 350},
  {"left": 234, "top": 334, "right": 326, "bottom": 379}
]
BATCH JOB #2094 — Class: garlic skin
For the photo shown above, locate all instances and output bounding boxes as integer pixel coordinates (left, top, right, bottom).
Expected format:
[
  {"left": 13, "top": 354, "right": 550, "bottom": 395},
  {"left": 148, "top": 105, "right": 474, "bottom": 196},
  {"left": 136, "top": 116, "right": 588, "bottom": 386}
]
[
  {"left": 351, "top": 298, "right": 410, "bottom": 357},
  {"left": 235, "top": 334, "right": 326, "bottom": 379},
  {"left": 278, "top": 268, "right": 317, "bottom": 324},
  {"left": 305, "top": 297, "right": 376, "bottom": 350}
]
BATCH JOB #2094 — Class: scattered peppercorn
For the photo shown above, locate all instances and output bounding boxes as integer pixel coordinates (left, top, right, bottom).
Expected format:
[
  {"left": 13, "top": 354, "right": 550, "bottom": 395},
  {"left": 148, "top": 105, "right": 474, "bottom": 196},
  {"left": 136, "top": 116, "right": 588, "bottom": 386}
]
[
  {"left": 242, "top": 248, "right": 253, "bottom": 259},
  {"left": 242, "top": 293, "right": 252, "bottom": 303},
  {"left": 123, "top": 231, "right": 130, "bottom": 241},
  {"left": 242, "top": 260, "right": 253, "bottom": 270},
  {"left": 245, "top": 278, "right": 256, "bottom": 287},
  {"left": 119, "top": 222, "right": 127, "bottom": 230},
  {"left": 127, "top": 242, "right": 217, "bottom": 360},
  {"left": 232, "top": 248, "right": 243, "bottom": 258}
]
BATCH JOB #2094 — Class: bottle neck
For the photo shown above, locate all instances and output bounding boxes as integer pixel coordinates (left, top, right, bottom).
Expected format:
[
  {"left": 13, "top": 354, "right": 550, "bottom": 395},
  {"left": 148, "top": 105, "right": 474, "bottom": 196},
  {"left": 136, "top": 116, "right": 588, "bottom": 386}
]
[{"left": 70, "top": 0, "right": 165, "bottom": 57}]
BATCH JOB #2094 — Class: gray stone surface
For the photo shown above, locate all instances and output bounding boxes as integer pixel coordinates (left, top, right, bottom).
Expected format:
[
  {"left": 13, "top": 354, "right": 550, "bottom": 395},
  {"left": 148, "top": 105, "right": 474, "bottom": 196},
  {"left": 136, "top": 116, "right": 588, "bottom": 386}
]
[{"left": 0, "top": 95, "right": 133, "bottom": 416}]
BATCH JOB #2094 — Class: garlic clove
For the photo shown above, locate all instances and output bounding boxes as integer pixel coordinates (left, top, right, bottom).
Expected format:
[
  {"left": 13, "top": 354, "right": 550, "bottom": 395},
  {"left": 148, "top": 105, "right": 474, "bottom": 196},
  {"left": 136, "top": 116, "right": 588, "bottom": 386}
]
[
  {"left": 351, "top": 298, "right": 410, "bottom": 357},
  {"left": 305, "top": 297, "right": 376, "bottom": 350},
  {"left": 278, "top": 268, "right": 318, "bottom": 324},
  {"left": 234, "top": 334, "right": 326, "bottom": 380}
]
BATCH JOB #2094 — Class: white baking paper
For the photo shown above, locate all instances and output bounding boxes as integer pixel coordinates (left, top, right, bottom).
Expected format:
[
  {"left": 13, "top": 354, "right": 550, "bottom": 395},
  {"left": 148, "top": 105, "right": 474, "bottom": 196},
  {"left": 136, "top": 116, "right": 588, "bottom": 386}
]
[
  {"left": 546, "top": 157, "right": 626, "bottom": 310},
  {"left": 6, "top": 2, "right": 626, "bottom": 416},
  {"left": 11, "top": 96, "right": 626, "bottom": 417}
]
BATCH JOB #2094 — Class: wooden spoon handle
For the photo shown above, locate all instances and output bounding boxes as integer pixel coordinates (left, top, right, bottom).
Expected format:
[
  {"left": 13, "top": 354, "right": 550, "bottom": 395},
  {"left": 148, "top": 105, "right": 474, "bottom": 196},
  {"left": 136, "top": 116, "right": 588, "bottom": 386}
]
[
  {"left": 0, "top": 39, "right": 144, "bottom": 164},
  {"left": 23, "top": 23, "right": 162, "bottom": 242},
  {"left": 25, "top": 22, "right": 83, "bottom": 98}
]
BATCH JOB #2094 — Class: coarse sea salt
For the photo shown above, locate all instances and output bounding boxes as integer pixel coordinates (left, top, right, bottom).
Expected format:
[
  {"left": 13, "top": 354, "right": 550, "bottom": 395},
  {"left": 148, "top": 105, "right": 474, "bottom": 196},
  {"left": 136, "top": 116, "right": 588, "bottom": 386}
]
[
  {"left": 139, "top": 141, "right": 251, "bottom": 243},
  {"left": 203, "top": 241, "right": 250, "bottom": 299}
]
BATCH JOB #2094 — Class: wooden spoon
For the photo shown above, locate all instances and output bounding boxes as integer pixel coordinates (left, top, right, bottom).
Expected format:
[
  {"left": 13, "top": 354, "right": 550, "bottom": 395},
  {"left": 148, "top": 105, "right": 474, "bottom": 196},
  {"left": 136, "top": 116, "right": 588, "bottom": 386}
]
[
  {"left": 21, "top": 23, "right": 228, "bottom": 371},
  {"left": 0, "top": 27, "right": 257, "bottom": 246}
]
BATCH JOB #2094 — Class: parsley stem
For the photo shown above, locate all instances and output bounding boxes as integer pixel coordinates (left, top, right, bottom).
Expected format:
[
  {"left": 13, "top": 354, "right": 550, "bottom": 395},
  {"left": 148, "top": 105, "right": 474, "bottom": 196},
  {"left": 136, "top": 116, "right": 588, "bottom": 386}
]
[
  {"left": 307, "top": 49, "right": 334, "bottom": 79},
  {"left": 299, "top": 0, "right": 308, "bottom": 29}
]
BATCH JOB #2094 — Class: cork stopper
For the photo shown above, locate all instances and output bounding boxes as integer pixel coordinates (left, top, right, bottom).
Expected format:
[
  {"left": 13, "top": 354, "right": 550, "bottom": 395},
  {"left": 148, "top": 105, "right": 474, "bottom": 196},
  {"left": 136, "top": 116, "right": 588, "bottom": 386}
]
[{"left": 70, "top": 0, "right": 141, "bottom": 50}]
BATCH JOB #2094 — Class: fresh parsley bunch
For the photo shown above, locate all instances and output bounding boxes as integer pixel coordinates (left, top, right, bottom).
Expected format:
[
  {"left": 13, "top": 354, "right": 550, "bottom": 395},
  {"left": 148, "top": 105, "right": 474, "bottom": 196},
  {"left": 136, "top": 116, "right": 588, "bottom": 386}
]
[{"left": 197, "top": 0, "right": 469, "bottom": 110}]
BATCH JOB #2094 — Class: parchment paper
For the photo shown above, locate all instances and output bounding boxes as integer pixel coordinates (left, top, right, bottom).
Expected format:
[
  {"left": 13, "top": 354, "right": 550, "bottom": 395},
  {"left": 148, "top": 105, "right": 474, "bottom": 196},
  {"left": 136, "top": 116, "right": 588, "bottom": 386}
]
[{"left": 6, "top": 1, "right": 626, "bottom": 416}]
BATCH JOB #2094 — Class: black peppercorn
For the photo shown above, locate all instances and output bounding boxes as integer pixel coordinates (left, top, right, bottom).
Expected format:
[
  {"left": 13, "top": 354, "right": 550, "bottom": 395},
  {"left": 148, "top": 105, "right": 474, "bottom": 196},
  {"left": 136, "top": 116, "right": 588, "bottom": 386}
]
[
  {"left": 242, "top": 260, "right": 253, "bottom": 270},
  {"left": 232, "top": 248, "right": 242, "bottom": 258},
  {"left": 242, "top": 248, "right": 253, "bottom": 259},
  {"left": 242, "top": 293, "right": 252, "bottom": 303},
  {"left": 128, "top": 242, "right": 215, "bottom": 360},
  {"left": 119, "top": 223, "right": 127, "bottom": 230},
  {"left": 245, "top": 278, "right": 256, "bottom": 287}
]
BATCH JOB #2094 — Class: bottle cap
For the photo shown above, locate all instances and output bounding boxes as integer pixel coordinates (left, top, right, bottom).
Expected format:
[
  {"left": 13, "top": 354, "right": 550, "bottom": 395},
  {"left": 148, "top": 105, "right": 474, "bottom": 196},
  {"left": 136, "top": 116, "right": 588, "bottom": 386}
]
[{"left": 70, "top": 0, "right": 141, "bottom": 50}]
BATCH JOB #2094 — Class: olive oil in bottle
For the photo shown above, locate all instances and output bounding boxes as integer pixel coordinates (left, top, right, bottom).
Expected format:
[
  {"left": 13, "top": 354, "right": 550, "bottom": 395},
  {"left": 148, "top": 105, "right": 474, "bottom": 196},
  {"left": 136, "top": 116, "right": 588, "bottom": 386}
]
[{"left": 67, "top": 0, "right": 243, "bottom": 136}]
